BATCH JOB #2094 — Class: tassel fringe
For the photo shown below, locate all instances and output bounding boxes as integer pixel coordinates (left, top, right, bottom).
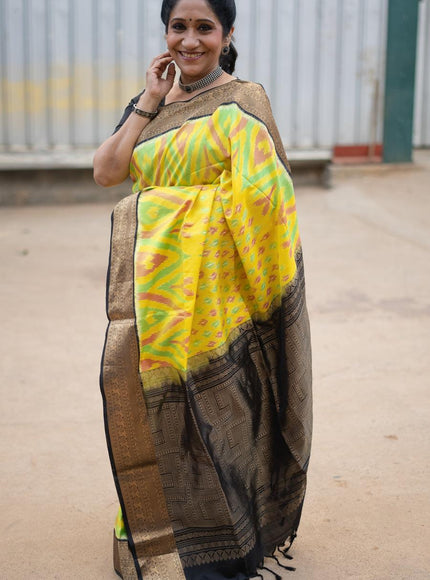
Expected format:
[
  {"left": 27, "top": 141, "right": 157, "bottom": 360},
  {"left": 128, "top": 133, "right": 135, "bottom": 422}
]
[
  {"left": 253, "top": 531, "right": 298, "bottom": 578},
  {"left": 267, "top": 554, "right": 296, "bottom": 572}
]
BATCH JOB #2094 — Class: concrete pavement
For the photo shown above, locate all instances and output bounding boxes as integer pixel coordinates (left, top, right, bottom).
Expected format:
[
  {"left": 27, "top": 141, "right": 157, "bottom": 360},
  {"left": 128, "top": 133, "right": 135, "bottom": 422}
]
[{"left": 1, "top": 152, "right": 429, "bottom": 579}]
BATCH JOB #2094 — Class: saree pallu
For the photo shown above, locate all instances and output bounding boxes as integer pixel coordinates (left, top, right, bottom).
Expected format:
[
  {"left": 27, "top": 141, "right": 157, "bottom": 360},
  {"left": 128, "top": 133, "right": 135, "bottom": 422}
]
[{"left": 100, "top": 80, "right": 312, "bottom": 580}]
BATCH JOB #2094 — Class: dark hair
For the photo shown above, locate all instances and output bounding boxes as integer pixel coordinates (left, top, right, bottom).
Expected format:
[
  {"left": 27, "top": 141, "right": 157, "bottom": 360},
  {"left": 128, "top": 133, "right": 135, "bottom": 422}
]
[{"left": 161, "top": 0, "right": 238, "bottom": 74}]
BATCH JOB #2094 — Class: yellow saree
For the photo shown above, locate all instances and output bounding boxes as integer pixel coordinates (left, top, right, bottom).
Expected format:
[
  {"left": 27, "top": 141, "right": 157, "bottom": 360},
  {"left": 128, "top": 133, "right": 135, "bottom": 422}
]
[{"left": 101, "top": 80, "right": 312, "bottom": 580}]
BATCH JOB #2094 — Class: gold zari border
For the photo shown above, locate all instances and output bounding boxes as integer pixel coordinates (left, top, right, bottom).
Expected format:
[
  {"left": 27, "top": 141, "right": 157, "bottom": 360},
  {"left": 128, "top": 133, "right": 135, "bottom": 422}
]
[{"left": 101, "top": 194, "right": 184, "bottom": 579}]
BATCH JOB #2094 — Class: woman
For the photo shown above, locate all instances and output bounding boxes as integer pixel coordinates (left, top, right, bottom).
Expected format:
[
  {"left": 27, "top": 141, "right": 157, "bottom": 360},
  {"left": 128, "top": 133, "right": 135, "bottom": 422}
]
[{"left": 94, "top": 1, "right": 312, "bottom": 579}]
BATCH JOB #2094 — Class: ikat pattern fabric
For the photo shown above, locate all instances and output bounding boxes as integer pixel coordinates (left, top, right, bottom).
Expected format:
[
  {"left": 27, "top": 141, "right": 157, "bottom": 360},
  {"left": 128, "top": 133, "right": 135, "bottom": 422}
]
[{"left": 131, "top": 101, "right": 298, "bottom": 378}]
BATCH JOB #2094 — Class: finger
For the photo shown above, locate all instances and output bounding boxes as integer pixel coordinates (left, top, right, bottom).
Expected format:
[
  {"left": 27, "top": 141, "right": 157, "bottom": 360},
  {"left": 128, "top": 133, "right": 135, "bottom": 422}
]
[
  {"left": 150, "top": 52, "right": 173, "bottom": 65},
  {"left": 151, "top": 56, "right": 174, "bottom": 74},
  {"left": 165, "top": 62, "right": 176, "bottom": 82}
]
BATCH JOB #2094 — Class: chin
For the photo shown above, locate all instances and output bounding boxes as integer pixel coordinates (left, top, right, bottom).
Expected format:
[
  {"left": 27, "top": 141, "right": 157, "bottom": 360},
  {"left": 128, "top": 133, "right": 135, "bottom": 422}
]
[{"left": 177, "top": 60, "right": 207, "bottom": 72}]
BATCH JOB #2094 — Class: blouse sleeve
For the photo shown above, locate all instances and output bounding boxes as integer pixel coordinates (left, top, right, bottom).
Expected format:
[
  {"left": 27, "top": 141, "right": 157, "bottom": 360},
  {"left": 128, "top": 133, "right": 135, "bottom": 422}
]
[{"left": 112, "top": 92, "right": 143, "bottom": 134}]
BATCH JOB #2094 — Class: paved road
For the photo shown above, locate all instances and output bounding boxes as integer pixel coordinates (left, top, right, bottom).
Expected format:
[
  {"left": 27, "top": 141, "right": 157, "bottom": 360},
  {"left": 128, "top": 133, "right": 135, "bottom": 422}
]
[{"left": 1, "top": 153, "right": 429, "bottom": 579}]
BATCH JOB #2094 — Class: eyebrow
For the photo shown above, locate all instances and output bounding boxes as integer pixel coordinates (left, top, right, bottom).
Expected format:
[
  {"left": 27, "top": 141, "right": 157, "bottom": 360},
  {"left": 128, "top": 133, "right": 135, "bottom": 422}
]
[{"left": 170, "top": 18, "right": 216, "bottom": 24}]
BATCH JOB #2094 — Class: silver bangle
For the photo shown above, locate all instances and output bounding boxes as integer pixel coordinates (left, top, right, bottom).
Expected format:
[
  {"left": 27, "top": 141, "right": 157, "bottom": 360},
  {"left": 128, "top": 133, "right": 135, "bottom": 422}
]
[{"left": 133, "top": 103, "right": 159, "bottom": 119}]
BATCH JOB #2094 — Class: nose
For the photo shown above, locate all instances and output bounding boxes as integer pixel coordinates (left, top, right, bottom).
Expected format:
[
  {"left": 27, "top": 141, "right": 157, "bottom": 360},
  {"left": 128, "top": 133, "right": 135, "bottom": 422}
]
[{"left": 181, "top": 30, "right": 200, "bottom": 50}]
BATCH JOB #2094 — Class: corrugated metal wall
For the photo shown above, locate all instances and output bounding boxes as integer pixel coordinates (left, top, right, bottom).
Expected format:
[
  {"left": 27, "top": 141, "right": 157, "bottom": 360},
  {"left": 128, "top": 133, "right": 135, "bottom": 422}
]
[
  {"left": 0, "top": 0, "right": 167, "bottom": 151},
  {"left": 415, "top": 0, "right": 430, "bottom": 147},
  {"left": 235, "top": 0, "right": 388, "bottom": 149},
  {"left": 0, "top": 0, "right": 426, "bottom": 152}
]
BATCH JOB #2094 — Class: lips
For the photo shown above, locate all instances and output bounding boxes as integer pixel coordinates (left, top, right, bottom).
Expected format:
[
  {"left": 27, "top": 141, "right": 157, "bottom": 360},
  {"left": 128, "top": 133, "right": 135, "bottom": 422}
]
[{"left": 179, "top": 51, "right": 204, "bottom": 60}]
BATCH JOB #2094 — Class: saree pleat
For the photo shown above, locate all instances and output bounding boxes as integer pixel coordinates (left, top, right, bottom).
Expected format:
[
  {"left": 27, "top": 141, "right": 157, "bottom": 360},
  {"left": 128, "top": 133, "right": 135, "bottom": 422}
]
[{"left": 101, "top": 80, "right": 312, "bottom": 580}]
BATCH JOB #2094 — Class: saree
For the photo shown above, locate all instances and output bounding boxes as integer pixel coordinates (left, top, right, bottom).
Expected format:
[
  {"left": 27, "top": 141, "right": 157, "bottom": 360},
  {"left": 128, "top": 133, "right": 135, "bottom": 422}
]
[{"left": 100, "top": 80, "right": 312, "bottom": 580}]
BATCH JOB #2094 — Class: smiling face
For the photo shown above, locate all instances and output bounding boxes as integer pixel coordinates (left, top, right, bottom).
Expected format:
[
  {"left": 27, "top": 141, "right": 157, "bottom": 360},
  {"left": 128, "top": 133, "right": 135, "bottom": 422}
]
[{"left": 165, "top": 0, "right": 231, "bottom": 84}]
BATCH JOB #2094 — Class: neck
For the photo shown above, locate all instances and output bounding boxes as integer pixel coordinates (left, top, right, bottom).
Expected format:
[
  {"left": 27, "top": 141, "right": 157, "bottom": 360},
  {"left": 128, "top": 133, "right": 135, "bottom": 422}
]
[{"left": 178, "top": 66, "right": 223, "bottom": 93}]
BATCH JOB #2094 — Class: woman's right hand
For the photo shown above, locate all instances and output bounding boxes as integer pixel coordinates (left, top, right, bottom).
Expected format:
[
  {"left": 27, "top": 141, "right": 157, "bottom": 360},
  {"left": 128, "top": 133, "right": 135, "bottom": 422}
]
[
  {"left": 93, "top": 52, "right": 176, "bottom": 187},
  {"left": 143, "top": 51, "right": 176, "bottom": 104}
]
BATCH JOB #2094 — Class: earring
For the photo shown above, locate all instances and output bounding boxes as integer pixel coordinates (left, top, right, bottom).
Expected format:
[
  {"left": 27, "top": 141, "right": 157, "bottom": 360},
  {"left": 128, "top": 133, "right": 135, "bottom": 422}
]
[{"left": 222, "top": 44, "right": 230, "bottom": 55}]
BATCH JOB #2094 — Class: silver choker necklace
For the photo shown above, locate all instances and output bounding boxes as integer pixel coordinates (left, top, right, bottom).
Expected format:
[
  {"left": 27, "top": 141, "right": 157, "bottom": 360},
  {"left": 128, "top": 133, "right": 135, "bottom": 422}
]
[{"left": 178, "top": 66, "right": 223, "bottom": 93}]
